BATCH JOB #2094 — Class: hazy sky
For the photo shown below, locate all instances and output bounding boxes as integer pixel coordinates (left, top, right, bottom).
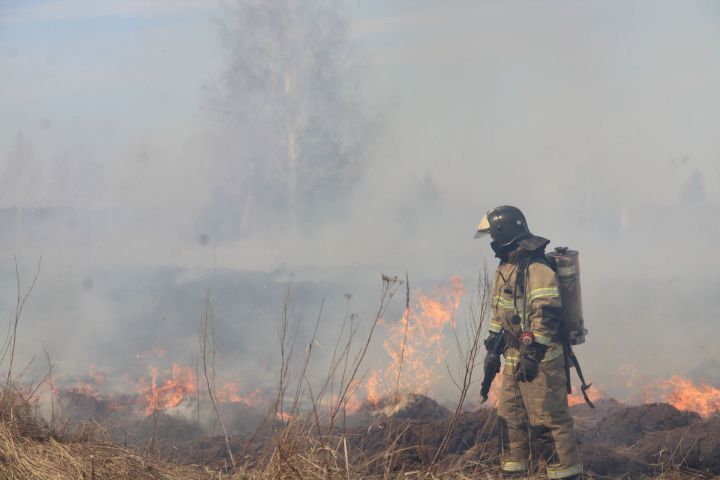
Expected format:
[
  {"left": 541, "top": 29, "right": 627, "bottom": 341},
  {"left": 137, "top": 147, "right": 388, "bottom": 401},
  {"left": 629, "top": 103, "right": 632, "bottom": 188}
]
[{"left": 1, "top": 0, "right": 719, "bottom": 399}]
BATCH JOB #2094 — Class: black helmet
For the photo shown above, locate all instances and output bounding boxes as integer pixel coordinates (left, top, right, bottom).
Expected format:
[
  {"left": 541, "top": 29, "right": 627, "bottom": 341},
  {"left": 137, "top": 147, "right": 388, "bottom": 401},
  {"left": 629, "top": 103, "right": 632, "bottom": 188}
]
[{"left": 474, "top": 205, "right": 531, "bottom": 246}]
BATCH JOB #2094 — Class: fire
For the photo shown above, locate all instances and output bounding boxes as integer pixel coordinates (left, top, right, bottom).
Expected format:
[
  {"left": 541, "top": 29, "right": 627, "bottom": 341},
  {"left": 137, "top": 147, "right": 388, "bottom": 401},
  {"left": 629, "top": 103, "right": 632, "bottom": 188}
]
[
  {"left": 276, "top": 411, "right": 293, "bottom": 422},
  {"left": 61, "top": 354, "right": 274, "bottom": 416},
  {"left": 138, "top": 364, "right": 197, "bottom": 416},
  {"left": 567, "top": 385, "right": 602, "bottom": 407},
  {"left": 136, "top": 346, "right": 167, "bottom": 359},
  {"left": 66, "top": 381, "right": 104, "bottom": 400},
  {"left": 485, "top": 378, "right": 502, "bottom": 407},
  {"left": 88, "top": 364, "right": 106, "bottom": 386},
  {"left": 366, "top": 276, "right": 465, "bottom": 403},
  {"left": 649, "top": 376, "right": 720, "bottom": 417},
  {"left": 215, "top": 381, "right": 243, "bottom": 403},
  {"left": 61, "top": 365, "right": 108, "bottom": 401},
  {"left": 366, "top": 372, "right": 380, "bottom": 405},
  {"left": 561, "top": 373, "right": 720, "bottom": 416},
  {"left": 215, "top": 382, "right": 265, "bottom": 407},
  {"left": 344, "top": 393, "right": 362, "bottom": 413}
]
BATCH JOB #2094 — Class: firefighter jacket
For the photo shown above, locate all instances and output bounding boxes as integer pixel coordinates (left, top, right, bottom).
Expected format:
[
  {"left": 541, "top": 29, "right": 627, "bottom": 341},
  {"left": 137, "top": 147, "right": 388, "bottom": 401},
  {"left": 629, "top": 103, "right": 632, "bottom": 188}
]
[{"left": 488, "top": 243, "right": 564, "bottom": 367}]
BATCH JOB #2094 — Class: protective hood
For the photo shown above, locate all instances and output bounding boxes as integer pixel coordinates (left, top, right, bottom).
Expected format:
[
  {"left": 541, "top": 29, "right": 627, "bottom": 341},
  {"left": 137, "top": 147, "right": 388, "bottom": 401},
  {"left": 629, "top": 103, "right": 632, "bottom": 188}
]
[{"left": 518, "top": 235, "right": 550, "bottom": 252}]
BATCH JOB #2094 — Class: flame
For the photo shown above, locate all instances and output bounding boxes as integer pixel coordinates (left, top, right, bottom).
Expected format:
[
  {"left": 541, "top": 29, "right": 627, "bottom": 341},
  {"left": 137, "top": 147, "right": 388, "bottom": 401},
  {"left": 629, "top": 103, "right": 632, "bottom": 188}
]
[
  {"left": 366, "top": 371, "right": 380, "bottom": 405},
  {"left": 649, "top": 376, "right": 720, "bottom": 417},
  {"left": 61, "top": 357, "right": 274, "bottom": 415},
  {"left": 138, "top": 364, "right": 197, "bottom": 416},
  {"left": 88, "top": 364, "right": 106, "bottom": 386},
  {"left": 343, "top": 394, "right": 363, "bottom": 414},
  {"left": 136, "top": 346, "right": 167, "bottom": 359},
  {"left": 61, "top": 365, "right": 108, "bottom": 401},
  {"left": 338, "top": 379, "right": 365, "bottom": 413},
  {"left": 618, "top": 363, "right": 640, "bottom": 389},
  {"left": 215, "top": 381, "right": 243, "bottom": 403},
  {"left": 484, "top": 377, "right": 502, "bottom": 407},
  {"left": 567, "top": 385, "right": 603, "bottom": 407},
  {"left": 66, "top": 381, "right": 104, "bottom": 400},
  {"left": 276, "top": 411, "right": 293, "bottom": 422},
  {"left": 366, "top": 276, "right": 465, "bottom": 403},
  {"left": 215, "top": 382, "right": 265, "bottom": 407}
]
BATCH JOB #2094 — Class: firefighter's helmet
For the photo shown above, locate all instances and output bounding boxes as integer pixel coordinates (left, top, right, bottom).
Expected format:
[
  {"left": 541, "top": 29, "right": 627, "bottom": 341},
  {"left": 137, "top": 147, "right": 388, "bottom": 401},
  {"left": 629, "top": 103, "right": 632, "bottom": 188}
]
[{"left": 474, "top": 205, "right": 531, "bottom": 246}]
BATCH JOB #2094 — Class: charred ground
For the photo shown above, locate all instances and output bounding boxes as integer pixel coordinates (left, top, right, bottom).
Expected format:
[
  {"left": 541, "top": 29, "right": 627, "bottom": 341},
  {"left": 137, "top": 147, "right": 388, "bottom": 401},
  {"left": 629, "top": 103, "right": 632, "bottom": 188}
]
[{"left": 49, "top": 391, "right": 720, "bottom": 479}]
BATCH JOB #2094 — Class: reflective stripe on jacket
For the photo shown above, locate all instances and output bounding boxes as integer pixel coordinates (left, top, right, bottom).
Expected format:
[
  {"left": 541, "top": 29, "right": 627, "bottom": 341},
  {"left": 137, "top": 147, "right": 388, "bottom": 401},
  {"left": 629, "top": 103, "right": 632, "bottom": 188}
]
[{"left": 489, "top": 247, "right": 563, "bottom": 362}]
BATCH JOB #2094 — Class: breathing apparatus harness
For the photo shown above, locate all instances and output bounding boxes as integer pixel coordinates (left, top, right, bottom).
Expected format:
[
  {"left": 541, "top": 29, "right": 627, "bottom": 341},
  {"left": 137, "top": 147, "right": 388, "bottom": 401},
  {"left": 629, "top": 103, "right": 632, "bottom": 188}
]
[{"left": 507, "top": 245, "right": 595, "bottom": 408}]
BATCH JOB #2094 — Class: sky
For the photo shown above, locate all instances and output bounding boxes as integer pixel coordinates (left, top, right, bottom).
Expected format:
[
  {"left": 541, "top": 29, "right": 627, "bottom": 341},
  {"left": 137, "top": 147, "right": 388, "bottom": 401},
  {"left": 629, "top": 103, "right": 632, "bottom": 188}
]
[{"left": 1, "top": 0, "right": 720, "bottom": 401}]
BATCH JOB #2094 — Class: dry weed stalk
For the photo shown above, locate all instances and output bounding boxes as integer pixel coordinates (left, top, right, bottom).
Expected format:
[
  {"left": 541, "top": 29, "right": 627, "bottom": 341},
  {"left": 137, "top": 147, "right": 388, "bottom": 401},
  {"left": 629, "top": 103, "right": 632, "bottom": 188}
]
[
  {"left": 327, "top": 274, "right": 402, "bottom": 429},
  {"left": 255, "top": 274, "right": 403, "bottom": 478},
  {"left": 429, "top": 264, "right": 492, "bottom": 472},
  {"left": 381, "top": 272, "right": 412, "bottom": 477},
  {"left": 394, "top": 272, "right": 410, "bottom": 402},
  {"left": 200, "top": 289, "right": 236, "bottom": 469},
  {"left": 0, "top": 262, "right": 714, "bottom": 480},
  {"left": 251, "top": 269, "right": 507, "bottom": 479},
  {"left": 42, "top": 346, "right": 58, "bottom": 433},
  {"left": 1, "top": 255, "right": 42, "bottom": 384}
]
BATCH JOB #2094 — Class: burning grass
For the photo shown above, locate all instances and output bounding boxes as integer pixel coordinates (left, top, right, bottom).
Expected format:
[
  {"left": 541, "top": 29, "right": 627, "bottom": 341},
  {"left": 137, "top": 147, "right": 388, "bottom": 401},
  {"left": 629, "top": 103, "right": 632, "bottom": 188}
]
[
  {"left": 2, "top": 391, "right": 718, "bottom": 479},
  {"left": 0, "top": 386, "right": 227, "bottom": 480},
  {"left": 1, "top": 267, "right": 719, "bottom": 479},
  {"left": 646, "top": 376, "right": 720, "bottom": 418}
]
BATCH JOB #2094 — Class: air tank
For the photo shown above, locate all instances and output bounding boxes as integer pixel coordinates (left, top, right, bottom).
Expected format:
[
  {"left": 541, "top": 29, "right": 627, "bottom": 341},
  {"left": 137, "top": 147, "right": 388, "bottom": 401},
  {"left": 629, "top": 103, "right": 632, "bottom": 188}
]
[{"left": 546, "top": 247, "right": 587, "bottom": 345}]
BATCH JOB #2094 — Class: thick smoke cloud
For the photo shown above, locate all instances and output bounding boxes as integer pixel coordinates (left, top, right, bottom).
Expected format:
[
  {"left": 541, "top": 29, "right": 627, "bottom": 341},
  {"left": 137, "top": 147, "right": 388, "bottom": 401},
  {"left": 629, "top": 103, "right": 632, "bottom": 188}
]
[{"left": 0, "top": 0, "right": 719, "bottom": 405}]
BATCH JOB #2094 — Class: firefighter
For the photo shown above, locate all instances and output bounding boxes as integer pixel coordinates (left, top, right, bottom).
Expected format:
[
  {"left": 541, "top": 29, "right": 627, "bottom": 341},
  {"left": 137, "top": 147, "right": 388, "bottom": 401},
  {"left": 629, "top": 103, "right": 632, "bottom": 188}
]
[{"left": 475, "top": 205, "right": 583, "bottom": 480}]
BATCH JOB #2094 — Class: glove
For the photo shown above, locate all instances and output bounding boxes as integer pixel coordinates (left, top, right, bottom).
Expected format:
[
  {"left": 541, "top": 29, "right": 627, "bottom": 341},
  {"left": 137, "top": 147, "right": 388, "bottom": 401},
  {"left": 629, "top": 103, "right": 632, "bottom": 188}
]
[
  {"left": 483, "top": 352, "right": 501, "bottom": 377},
  {"left": 484, "top": 331, "right": 505, "bottom": 352},
  {"left": 514, "top": 342, "right": 548, "bottom": 383}
]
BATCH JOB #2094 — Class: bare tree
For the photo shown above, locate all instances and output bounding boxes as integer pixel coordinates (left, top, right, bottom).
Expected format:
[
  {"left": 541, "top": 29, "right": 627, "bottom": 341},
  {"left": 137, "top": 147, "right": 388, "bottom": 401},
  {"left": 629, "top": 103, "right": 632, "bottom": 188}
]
[{"left": 205, "top": 0, "right": 371, "bottom": 233}]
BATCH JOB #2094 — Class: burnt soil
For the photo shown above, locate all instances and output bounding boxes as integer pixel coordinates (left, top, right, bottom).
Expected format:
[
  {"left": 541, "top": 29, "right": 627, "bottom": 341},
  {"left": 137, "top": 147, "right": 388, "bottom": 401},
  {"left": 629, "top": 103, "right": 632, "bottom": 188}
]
[
  {"left": 340, "top": 396, "right": 720, "bottom": 478},
  {"left": 61, "top": 392, "right": 720, "bottom": 479}
]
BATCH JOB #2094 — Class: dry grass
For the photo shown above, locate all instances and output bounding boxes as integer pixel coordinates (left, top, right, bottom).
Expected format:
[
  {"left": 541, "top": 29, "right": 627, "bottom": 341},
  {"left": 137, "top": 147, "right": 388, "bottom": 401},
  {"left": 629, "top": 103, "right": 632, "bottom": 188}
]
[
  {"left": 0, "top": 379, "right": 714, "bottom": 479},
  {"left": 0, "top": 422, "right": 209, "bottom": 480},
  {"left": 0, "top": 268, "right": 715, "bottom": 480},
  {"left": 0, "top": 385, "right": 223, "bottom": 480}
]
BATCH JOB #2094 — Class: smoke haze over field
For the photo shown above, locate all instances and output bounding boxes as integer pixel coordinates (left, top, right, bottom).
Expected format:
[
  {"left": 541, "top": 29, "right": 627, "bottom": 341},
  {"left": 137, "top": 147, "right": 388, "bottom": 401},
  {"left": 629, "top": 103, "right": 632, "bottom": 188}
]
[{"left": 1, "top": 0, "right": 720, "bottom": 403}]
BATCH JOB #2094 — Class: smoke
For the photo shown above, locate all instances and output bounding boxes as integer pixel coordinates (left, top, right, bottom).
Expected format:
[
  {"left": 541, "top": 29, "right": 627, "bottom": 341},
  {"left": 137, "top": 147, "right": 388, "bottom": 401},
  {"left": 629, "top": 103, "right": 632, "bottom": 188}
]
[
  {"left": 199, "top": 0, "right": 371, "bottom": 238},
  {"left": 0, "top": 0, "right": 719, "bottom": 407}
]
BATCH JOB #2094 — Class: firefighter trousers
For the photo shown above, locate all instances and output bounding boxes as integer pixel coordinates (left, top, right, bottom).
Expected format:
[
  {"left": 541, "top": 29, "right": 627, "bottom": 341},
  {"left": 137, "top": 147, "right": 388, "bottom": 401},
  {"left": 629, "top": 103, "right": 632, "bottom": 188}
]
[{"left": 497, "top": 351, "right": 582, "bottom": 479}]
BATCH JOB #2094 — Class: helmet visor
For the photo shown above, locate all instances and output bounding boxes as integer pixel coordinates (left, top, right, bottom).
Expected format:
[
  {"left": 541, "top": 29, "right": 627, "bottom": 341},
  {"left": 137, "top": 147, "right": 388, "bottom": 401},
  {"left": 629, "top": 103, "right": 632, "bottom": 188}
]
[{"left": 474, "top": 214, "right": 491, "bottom": 239}]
